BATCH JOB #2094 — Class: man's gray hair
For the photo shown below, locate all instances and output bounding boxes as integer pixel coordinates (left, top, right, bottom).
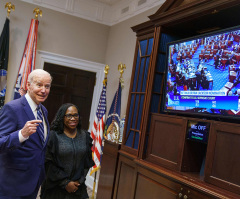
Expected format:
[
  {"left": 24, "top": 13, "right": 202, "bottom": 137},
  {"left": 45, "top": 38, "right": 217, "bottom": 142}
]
[{"left": 28, "top": 69, "right": 52, "bottom": 83}]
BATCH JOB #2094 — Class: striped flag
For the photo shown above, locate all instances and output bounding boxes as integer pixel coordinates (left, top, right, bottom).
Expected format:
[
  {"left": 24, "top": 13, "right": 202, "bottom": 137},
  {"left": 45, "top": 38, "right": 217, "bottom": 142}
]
[
  {"left": 104, "top": 80, "right": 122, "bottom": 142},
  {"left": 90, "top": 81, "right": 107, "bottom": 175},
  {"left": 0, "top": 18, "right": 9, "bottom": 109},
  {"left": 14, "top": 19, "right": 39, "bottom": 99}
]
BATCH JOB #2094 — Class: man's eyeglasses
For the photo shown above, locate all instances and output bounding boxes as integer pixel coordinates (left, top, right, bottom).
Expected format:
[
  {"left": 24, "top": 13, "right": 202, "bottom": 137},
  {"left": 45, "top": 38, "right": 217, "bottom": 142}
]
[{"left": 64, "top": 114, "right": 79, "bottom": 119}]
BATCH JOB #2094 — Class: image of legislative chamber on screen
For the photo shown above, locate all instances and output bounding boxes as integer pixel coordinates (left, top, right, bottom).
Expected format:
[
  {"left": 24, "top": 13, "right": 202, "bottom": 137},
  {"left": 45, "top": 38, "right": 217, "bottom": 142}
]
[
  {"left": 166, "top": 30, "right": 240, "bottom": 114},
  {"left": 167, "top": 30, "right": 240, "bottom": 99}
]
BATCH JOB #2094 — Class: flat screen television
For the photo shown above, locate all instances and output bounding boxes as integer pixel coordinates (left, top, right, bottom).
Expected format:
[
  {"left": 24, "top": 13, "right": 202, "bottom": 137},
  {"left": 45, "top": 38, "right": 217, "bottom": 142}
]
[{"left": 163, "top": 25, "right": 240, "bottom": 120}]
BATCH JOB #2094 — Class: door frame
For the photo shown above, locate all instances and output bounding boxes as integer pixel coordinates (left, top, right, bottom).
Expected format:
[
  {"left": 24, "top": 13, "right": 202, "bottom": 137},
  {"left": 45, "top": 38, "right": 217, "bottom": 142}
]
[
  {"left": 37, "top": 51, "right": 105, "bottom": 190},
  {"left": 37, "top": 50, "right": 105, "bottom": 132}
]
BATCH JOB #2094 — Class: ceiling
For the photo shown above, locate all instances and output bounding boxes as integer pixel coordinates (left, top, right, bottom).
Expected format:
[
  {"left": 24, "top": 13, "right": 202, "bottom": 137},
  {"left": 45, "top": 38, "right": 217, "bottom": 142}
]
[
  {"left": 20, "top": 0, "right": 166, "bottom": 26},
  {"left": 94, "top": 0, "right": 120, "bottom": 6}
]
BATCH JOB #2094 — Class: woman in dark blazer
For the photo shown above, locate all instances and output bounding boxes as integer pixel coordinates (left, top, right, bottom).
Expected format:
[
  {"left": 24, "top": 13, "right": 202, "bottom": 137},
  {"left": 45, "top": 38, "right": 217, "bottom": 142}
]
[{"left": 41, "top": 103, "right": 94, "bottom": 199}]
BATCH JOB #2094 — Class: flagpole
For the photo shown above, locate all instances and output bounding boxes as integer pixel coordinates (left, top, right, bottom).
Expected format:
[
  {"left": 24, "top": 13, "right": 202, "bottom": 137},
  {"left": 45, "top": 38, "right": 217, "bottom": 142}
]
[
  {"left": 91, "top": 171, "right": 97, "bottom": 199},
  {"left": 113, "top": 63, "right": 126, "bottom": 143},
  {"left": 91, "top": 65, "right": 109, "bottom": 199},
  {"left": 13, "top": 8, "right": 42, "bottom": 99}
]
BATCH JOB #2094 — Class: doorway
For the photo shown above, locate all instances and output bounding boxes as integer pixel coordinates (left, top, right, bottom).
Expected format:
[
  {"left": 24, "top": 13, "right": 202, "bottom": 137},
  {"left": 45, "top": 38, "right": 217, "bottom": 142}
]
[
  {"left": 43, "top": 63, "right": 96, "bottom": 130},
  {"left": 37, "top": 51, "right": 105, "bottom": 132}
]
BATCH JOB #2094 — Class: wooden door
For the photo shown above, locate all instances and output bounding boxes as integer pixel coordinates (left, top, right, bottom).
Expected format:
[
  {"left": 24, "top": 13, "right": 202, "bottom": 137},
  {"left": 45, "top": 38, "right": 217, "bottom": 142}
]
[
  {"left": 146, "top": 113, "right": 187, "bottom": 171},
  {"left": 205, "top": 121, "right": 240, "bottom": 195},
  {"left": 43, "top": 63, "right": 96, "bottom": 130}
]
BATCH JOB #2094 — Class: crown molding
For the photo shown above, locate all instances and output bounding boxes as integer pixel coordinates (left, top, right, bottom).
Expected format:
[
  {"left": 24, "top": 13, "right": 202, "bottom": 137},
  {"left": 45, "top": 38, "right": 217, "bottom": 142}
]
[{"left": 20, "top": 0, "right": 165, "bottom": 26}]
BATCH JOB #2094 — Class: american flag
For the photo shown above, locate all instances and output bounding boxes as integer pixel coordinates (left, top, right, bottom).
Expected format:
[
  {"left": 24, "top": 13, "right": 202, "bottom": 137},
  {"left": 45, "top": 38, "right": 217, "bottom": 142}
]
[
  {"left": 14, "top": 19, "right": 39, "bottom": 99},
  {"left": 90, "top": 81, "right": 107, "bottom": 175}
]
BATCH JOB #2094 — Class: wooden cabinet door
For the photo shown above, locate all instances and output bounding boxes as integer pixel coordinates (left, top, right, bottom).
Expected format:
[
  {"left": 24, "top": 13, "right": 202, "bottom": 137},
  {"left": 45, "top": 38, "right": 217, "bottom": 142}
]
[
  {"left": 114, "top": 154, "right": 181, "bottom": 199},
  {"left": 205, "top": 121, "right": 240, "bottom": 195},
  {"left": 134, "top": 174, "right": 179, "bottom": 199},
  {"left": 146, "top": 114, "right": 187, "bottom": 171},
  {"left": 114, "top": 155, "right": 136, "bottom": 199}
]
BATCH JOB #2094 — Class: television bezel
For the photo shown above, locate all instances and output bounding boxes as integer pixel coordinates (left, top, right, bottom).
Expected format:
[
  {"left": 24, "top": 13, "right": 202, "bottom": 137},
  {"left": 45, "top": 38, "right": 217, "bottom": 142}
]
[{"left": 162, "top": 25, "right": 240, "bottom": 122}]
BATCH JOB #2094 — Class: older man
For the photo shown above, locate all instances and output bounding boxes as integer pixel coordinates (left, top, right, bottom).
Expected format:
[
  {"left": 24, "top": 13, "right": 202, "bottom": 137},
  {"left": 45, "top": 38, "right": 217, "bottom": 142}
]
[{"left": 0, "top": 69, "right": 52, "bottom": 199}]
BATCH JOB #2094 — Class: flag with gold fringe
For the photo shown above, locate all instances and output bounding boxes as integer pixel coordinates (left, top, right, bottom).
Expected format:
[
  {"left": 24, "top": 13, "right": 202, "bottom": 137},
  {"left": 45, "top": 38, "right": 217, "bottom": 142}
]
[
  {"left": 0, "top": 18, "right": 9, "bottom": 109},
  {"left": 90, "top": 80, "right": 107, "bottom": 175},
  {"left": 104, "top": 80, "right": 122, "bottom": 142},
  {"left": 14, "top": 19, "right": 39, "bottom": 99}
]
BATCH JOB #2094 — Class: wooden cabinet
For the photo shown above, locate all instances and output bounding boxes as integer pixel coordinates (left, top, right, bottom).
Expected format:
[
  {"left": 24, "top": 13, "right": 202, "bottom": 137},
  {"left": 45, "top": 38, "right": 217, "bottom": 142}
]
[
  {"left": 97, "top": 140, "right": 120, "bottom": 199},
  {"left": 98, "top": 0, "right": 240, "bottom": 198},
  {"left": 113, "top": 153, "right": 240, "bottom": 199},
  {"left": 145, "top": 113, "right": 240, "bottom": 197},
  {"left": 141, "top": 113, "right": 240, "bottom": 197},
  {"left": 112, "top": 151, "right": 240, "bottom": 198},
  {"left": 114, "top": 154, "right": 181, "bottom": 199}
]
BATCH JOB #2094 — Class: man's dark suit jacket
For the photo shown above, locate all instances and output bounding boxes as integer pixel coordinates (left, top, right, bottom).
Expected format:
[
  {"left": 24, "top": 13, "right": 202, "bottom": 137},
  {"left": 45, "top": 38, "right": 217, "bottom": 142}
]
[{"left": 0, "top": 95, "right": 50, "bottom": 197}]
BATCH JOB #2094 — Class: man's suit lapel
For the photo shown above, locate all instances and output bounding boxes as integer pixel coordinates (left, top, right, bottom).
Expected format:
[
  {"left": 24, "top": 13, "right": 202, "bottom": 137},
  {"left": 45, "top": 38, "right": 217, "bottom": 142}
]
[
  {"left": 21, "top": 96, "right": 35, "bottom": 121},
  {"left": 20, "top": 96, "right": 45, "bottom": 148}
]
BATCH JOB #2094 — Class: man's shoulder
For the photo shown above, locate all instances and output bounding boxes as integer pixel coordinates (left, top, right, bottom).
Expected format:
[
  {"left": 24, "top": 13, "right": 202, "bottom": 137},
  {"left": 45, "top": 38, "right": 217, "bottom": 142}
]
[
  {"left": 3, "top": 97, "right": 24, "bottom": 110},
  {"left": 5, "top": 96, "right": 26, "bottom": 106},
  {"left": 0, "top": 97, "right": 26, "bottom": 118}
]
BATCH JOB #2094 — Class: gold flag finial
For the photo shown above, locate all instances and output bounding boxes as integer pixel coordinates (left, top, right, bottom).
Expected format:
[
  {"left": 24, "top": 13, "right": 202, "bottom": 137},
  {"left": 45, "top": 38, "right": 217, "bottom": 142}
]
[
  {"left": 103, "top": 65, "right": 109, "bottom": 86},
  {"left": 5, "top": 2, "right": 15, "bottom": 17},
  {"left": 118, "top": 63, "right": 126, "bottom": 78},
  {"left": 118, "top": 63, "right": 126, "bottom": 88},
  {"left": 104, "top": 65, "right": 109, "bottom": 77},
  {"left": 33, "top": 8, "right": 42, "bottom": 19}
]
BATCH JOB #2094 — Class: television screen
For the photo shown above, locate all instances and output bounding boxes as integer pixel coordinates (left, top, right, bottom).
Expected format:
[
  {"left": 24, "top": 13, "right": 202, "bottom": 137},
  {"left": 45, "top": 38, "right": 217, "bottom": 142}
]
[
  {"left": 186, "top": 121, "right": 210, "bottom": 143},
  {"left": 164, "top": 25, "right": 240, "bottom": 119}
]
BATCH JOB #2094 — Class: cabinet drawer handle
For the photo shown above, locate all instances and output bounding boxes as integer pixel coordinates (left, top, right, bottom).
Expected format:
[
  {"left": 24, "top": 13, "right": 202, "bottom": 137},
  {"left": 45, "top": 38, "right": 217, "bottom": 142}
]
[
  {"left": 183, "top": 195, "right": 188, "bottom": 199},
  {"left": 179, "top": 193, "right": 183, "bottom": 198}
]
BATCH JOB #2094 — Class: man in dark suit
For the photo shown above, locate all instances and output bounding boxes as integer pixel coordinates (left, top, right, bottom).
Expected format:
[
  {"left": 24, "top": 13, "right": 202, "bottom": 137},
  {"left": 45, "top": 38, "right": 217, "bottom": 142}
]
[{"left": 0, "top": 69, "right": 52, "bottom": 199}]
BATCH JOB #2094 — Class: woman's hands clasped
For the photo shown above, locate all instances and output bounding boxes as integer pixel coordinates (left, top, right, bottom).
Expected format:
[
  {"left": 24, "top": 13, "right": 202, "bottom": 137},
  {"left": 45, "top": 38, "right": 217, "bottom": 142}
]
[{"left": 65, "top": 181, "right": 80, "bottom": 193}]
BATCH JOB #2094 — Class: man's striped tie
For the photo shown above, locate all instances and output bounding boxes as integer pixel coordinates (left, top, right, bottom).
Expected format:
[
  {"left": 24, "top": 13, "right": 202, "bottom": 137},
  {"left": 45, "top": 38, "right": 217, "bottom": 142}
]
[{"left": 37, "top": 104, "right": 45, "bottom": 144}]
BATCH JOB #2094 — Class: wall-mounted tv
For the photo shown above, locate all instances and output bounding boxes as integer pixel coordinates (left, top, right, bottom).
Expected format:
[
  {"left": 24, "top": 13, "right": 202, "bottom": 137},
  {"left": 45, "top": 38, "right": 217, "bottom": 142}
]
[{"left": 163, "top": 25, "right": 240, "bottom": 120}]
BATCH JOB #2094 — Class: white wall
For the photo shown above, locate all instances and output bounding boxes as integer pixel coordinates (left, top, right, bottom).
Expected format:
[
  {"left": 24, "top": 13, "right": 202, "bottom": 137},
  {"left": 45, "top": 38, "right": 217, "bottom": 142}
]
[
  {"left": 0, "top": 0, "right": 109, "bottom": 102},
  {"left": 0, "top": 0, "right": 160, "bottom": 118}
]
